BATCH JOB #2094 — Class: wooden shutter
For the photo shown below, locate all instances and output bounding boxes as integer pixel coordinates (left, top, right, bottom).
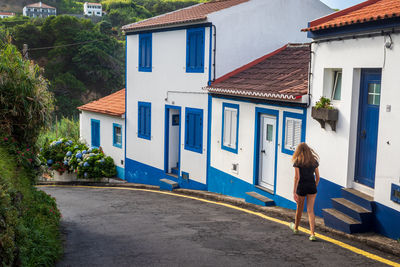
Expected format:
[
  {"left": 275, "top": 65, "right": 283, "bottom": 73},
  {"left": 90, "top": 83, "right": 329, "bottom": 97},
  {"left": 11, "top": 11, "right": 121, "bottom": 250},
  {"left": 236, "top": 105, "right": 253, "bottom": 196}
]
[
  {"left": 285, "top": 119, "right": 294, "bottom": 150},
  {"left": 285, "top": 118, "right": 302, "bottom": 151}
]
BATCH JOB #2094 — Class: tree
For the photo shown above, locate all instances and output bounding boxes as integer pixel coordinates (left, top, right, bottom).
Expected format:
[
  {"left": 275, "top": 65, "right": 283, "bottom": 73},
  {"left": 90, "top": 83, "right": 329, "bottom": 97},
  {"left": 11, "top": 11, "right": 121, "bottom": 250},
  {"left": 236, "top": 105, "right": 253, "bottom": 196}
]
[{"left": 0, "top": 40, "right": 54, "bottom": 144}]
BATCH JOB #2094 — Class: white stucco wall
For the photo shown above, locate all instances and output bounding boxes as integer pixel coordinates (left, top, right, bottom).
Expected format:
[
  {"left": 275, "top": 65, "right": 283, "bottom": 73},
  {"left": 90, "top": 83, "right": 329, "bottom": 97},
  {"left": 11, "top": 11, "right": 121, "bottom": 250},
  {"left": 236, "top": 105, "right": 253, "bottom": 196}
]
[
  {"left": 79, "top": 111, "right": 125, "bottom": 169},
  {"left": 126, "top": 28, "right": 211, "bottom": 185},
  {"left": 308, "top": 34, "right": 400, "bottom": 211},
  {"left": 210, "top": 98, "right": 304, "bottom": 202},
  {"left": 208, "top": 0, "right": 332, "bottom": 78}
]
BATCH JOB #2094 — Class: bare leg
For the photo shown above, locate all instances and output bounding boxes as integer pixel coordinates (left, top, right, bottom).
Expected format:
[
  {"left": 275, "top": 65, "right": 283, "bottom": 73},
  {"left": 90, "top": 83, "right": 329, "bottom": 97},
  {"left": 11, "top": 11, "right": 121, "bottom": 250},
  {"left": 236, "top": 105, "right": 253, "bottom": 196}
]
[
  {"left": 306, "top": 193, "right": 317, "bottom": 235},
  {"left": 295, "top": 196, "right": 305, "bottom": 230}
]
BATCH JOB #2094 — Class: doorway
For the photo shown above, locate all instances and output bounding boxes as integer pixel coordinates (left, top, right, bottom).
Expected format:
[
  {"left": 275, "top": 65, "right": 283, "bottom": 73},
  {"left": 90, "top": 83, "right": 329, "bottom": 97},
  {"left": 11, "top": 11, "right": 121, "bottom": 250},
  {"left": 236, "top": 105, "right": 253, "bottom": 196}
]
[
  {"left": 258, "top": 114, "right": 277, "bottom": 191},
  {"left": 165, "top": 106, "right": 181, "bottom": 177}
]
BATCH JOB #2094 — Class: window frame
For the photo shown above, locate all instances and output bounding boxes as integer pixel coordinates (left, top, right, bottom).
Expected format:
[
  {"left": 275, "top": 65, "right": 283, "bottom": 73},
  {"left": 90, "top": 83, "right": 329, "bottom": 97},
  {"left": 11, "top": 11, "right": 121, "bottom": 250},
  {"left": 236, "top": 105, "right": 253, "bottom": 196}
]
[
  {"left": 113, "top": 123, "right": 122, "bottom": 148},
  {"left": 331, "top": 70, "right": 342, "bottom": 101},
  {"left": 221, "top": 103, "right": 239, "bottom": 154},
  {"left": 138, "top": 101, "right": 151, "bottom": 140},
  {"left": 184, "top": 107, "right": 203, "bottom": 154},
  {"left": 186, "top": 27, "right": 205, "bottom": 73},
  {"left": 91, "top": 119, "right": 100, "bottom": 148},
  {"left": 138, "top": 33, "right": 152, "bottom": 72},
  {"left": 391, "top": 183, "right": 400, "bottom": 204},
  {"left": 281, "top": 111, "right": 306, "bottom": 155}
]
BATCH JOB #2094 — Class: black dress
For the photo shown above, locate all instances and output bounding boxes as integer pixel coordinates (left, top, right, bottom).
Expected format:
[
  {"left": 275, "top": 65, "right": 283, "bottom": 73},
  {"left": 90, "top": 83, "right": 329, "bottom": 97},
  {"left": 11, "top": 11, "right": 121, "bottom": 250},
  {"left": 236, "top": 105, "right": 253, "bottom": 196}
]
[{"left": 293, "top": 161, "right": 319, "bottom": 196}]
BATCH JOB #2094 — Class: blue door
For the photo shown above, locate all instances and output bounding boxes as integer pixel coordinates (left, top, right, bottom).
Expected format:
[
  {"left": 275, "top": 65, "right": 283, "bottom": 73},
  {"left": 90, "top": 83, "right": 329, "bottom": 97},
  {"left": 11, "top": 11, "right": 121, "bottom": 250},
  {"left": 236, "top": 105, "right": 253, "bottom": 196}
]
[
  {"left": 355, "top": 69, "right": 381, "bottom": 188},
  {"left": 91, "top": 119, "right": 100, "bottom": 148}
]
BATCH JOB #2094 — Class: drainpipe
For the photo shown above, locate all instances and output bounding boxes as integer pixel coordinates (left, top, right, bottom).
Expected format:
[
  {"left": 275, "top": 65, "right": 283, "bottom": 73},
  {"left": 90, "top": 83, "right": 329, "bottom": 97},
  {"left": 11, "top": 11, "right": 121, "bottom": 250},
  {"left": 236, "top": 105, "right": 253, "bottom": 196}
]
[
  {"left": 307, "top": 43, "right": 314, "bottom": 108},
  {"left": 212, "top": 24, "right": 217, "bottom": 83}
]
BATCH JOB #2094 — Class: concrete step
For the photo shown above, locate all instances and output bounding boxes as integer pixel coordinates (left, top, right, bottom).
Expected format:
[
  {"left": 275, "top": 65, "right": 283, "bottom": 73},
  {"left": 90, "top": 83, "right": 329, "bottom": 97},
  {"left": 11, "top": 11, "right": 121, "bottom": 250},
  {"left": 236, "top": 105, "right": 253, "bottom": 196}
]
[
  {"left": 342, "top": 188, "right": 374, "bottom": 211},
  {"left": 322, "top": 208, "right": 367, "bottom": 234},
  {"left": 160, "top": 178, "right": 179, "bottom": 191},
  {"left": 245, "top": 192, "right": 274, "bottom": 207},
  {"left": 332, "top": 198, "right": 372, "bottom": 225}
]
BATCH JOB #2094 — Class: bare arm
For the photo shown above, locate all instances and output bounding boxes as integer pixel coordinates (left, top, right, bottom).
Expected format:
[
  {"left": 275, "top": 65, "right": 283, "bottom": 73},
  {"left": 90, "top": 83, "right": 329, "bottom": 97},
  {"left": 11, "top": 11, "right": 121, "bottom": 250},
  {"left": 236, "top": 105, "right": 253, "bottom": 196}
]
[
  {"left": 293, "top": 167, "right": 300, "bottom": 202},
  {"left": 315, "top": 167, "right": 320, "bottom": 186}
]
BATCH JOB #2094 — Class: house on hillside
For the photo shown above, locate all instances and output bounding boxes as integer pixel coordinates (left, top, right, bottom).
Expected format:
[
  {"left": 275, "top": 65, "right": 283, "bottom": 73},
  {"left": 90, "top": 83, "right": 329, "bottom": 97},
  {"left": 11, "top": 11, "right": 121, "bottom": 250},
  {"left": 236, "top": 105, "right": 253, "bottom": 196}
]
[
  {"left": 84, "top": 2, "right": 102, "bottom": 17},
  {"left": 206, "top": 43, "right": 310, "bottom": 209},
  {"left": 0, "top": 12, "right": 15, "bottom": 19},
  {"left": 302, "top": 0, "right": 400, "bottom": 239},
  {"left": 77, "top": 89, "right": 125, "bottom": 179},
  {"left": 121, "top": 0, "right": 331, "bottom": 191},
  {"left": 23, "top": 2, "right": 56, "bottom": 18}
]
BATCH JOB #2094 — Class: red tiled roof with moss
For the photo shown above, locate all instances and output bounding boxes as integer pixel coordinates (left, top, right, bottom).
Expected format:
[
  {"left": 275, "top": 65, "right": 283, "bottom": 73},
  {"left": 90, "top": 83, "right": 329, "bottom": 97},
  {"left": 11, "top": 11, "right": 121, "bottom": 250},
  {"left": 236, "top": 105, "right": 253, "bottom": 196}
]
[
  {"left": 303, "top": 0, "right": 400, "bottom": 32},
  {"left": 77, "top": 89, "right": 125, "bottom": 116},
  {"left": 26, "top": 2, "right": 56, "bottom": 9},
  {"left": 206, "top": 44, "right": 310, "bottom": 101},
  {"left": 122, "top": 0, "right": 248, "bottom": 32}
]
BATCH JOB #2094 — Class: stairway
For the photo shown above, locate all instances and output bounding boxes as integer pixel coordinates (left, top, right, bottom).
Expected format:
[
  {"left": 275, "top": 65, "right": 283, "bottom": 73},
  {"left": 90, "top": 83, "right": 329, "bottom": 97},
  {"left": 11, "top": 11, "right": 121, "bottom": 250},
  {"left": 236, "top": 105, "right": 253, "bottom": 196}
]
[
  {"left": 323, "top": 188, "right": 374, "bottom": 234},
  {"left": 245, "top": 192, "right": 275, "bottom": 206},
  {"left": 160, "top": 178, "right": 179, "bottom": 191}
]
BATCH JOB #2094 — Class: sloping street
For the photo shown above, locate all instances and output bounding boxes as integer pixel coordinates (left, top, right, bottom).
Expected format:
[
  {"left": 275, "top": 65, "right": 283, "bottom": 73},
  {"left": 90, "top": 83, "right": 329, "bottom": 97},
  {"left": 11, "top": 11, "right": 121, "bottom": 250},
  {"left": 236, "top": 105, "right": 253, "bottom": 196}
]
[{"left": 41, "top": 186, "right": 399, "bottom": 267}]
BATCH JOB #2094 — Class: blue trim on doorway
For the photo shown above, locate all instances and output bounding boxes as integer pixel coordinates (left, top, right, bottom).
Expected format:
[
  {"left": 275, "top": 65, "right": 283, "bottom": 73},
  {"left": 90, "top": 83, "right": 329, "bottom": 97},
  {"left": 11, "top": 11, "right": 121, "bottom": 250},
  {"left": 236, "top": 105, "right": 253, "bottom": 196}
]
[
  {"left": 124, "top": 35, "right": 127, "bottom": 180},
  {"left": 116, "top": 166, "right": 125, "bottom": 179},
  {"left": 164, "top": 105, "right": 182, "bottom": 176},
  {"left": 253, "top": 107, "right": 279, "bottom": 194},
  {"left": 221, "top": 102, "right": 239, "bottom": 154},
  {"left": 206, "top": 95, "right": 212, "bottom": 188},
  {"left": 125, "top": 157, "right": 206, "bottom": 190},
  {"left": 281, "top": 111, "right": 306, "bottom": 155}
]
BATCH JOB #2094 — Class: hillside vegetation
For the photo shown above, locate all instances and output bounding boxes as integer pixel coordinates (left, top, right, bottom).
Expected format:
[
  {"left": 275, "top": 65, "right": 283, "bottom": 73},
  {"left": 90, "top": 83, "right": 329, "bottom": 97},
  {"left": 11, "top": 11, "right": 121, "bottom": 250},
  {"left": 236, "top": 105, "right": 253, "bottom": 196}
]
[{"left": 1, "top": 0, "right": 206, "bottom": 118}]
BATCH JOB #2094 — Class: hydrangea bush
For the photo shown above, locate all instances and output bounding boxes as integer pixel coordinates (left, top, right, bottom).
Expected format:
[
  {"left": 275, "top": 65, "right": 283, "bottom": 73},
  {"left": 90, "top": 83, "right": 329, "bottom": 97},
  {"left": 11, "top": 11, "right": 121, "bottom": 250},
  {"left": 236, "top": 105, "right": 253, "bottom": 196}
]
[{"left": 39, "top": 138, "right": 117, "bottom": 179}]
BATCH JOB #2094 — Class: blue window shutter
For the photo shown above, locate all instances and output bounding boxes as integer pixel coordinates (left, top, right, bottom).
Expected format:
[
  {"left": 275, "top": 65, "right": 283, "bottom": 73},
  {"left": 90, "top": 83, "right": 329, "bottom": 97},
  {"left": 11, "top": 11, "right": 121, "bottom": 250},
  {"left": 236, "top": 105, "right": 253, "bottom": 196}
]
[
  {"left": 184, "top": 108, "right": 203, "bottom": 153},
  {"left": 145, "top": 106, "right": 150, "bottom": 137},
  {"left": 139, "top": 33, "right": 152, "bottom": 72},
  {"left": 138, "top": 102, "right": 151, "bottom": 140},
  {"left": 186, "top": 28, "right": 204, "bottom": 73},
  {"left": 91, "top": 119, "right": 100, "bottom": 147}
]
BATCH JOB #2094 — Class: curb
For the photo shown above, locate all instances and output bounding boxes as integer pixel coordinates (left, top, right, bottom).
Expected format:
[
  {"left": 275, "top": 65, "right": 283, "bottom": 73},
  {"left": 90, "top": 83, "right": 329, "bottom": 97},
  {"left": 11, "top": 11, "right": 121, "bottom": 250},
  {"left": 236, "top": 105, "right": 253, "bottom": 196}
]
[{"left": 37, "top": 181, "right": 400, "bottom": 257}]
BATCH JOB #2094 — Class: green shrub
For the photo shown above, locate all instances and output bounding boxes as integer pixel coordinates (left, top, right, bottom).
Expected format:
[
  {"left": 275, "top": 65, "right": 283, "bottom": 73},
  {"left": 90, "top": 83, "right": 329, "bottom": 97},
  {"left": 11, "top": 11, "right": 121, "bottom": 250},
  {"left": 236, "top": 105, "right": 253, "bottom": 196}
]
[
  {"left": 39, "top": 138, "right": 117, "bottom": 179},
  {"left": 0, "top": 146, "right": 62, "bottom": 266},
  {"left": 314, "top": 96, "right": 334, "bottom": 110}
]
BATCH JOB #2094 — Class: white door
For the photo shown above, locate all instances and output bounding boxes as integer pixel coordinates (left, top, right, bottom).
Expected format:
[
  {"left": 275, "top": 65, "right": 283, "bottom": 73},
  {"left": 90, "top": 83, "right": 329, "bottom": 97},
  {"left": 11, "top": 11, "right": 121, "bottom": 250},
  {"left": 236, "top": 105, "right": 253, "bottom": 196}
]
[{"left": 259, "top": 115, "right": 276, "bottom": 190}]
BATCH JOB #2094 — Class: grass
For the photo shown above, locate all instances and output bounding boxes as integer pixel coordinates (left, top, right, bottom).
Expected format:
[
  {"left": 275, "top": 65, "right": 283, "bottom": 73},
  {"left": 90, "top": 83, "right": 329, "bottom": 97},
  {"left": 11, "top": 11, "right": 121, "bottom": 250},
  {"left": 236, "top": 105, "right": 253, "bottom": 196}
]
[{"left": 0, "top": 146, "right": 63, "bottom": 266}]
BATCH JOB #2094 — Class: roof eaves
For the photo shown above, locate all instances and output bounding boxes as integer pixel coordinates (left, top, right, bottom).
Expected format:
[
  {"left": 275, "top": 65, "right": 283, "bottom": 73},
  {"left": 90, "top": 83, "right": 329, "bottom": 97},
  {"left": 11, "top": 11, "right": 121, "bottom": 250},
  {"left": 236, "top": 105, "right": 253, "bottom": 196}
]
[
  {"left": 302, "top": 0, "right": 381, "bottom": 32},
  {"left": 205, "top": 87, "right": 302, "bottom": 101},
  {"left": 122, "top": 17, "right": 207, "bottom": 33}
]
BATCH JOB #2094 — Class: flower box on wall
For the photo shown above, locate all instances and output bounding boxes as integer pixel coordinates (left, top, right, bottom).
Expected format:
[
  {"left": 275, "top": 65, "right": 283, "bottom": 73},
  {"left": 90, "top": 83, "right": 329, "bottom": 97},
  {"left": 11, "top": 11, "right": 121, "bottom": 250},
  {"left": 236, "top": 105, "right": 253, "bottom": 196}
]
[{"left": 311, "top": 107, "right": 339, "bottom": 131}]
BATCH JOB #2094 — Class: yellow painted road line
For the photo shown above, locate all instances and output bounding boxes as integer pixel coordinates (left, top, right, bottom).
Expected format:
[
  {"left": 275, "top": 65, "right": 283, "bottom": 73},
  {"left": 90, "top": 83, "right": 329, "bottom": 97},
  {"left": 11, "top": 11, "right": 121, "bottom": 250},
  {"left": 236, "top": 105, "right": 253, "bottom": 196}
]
[{"left": 38, "top": 185, "right": 400, "bottom": 267}]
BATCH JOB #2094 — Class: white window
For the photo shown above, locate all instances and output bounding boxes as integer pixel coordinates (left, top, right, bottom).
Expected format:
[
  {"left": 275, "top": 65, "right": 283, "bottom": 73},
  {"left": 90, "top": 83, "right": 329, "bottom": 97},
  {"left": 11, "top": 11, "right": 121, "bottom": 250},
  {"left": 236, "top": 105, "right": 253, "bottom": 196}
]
[
  {"left": 223, "top": 106, "right": 238, "bottom": 151},
  {"left": 284, "top": 117, "right": 302, "bottom": 151},
  {"left": 332, "top": 71, "right": 342, "bottom": 100}
]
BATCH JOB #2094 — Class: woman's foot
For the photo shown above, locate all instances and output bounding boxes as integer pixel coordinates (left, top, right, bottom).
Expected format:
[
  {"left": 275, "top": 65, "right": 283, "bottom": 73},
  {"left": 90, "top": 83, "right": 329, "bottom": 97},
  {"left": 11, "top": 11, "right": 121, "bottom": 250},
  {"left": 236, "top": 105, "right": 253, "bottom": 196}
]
[
  {"left": 289, "top": 222, "right": 299, "bottom": 234},
  {"left": 309, "top": 235, "right": 316, "bottom": 241}
]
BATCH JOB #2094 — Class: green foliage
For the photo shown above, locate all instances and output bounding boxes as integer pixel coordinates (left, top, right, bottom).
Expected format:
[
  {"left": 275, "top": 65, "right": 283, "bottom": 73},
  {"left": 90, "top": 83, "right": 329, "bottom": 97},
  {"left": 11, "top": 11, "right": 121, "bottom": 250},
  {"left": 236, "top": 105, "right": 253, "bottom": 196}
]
[
  {"left": 37, "top": 116, "right": 80, "bottom": 148},
  {"left": 0, "top": 40, "right": 54, "bottom": 145},
  {"left": 39, "top": 138, "right": 117, "bottom": 179},
  {"left": 0, "top": 146, "right": 62, "bottom": 266},
  {"left": 315, "top": 97, "right": 334, "bottom": 110}
]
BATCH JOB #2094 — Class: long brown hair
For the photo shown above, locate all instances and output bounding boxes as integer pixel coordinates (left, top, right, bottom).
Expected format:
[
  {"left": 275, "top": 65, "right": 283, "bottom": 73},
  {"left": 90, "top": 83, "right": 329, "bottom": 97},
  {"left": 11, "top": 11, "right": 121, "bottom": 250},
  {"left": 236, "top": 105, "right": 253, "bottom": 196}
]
[{"left": 292, "top": 143, "right": 319, "bottom": 167}]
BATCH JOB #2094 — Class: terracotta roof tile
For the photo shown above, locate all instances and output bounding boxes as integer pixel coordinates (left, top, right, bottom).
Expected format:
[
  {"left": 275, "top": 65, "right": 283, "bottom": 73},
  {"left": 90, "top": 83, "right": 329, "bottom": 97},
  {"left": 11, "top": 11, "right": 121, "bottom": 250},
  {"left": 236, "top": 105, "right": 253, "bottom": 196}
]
[
  {"left": 303, "top": 0, "right": 400, "bottom": 32},
  {"left": 206, "top": 44, "right": 310, "bottom": 101},
  {"left": 26, "top": 2, "right": 56, "bottom": 9},
  {"left": 0, "top": 12, "right": 15, "bottom": 15},
  {"left": 77, "top": 89, "right": 125, "bottom": 116},
  {"left": 122, "top": 0, "right": 248, "bottom": 32}
]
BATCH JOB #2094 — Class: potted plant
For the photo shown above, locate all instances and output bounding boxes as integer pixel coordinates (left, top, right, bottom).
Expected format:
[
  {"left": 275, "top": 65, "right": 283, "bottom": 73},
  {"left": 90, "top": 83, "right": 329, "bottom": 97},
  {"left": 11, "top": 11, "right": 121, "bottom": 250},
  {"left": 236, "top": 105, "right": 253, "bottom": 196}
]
[{"left": 311, "top": 97, "right": 339, "bottom": 131}]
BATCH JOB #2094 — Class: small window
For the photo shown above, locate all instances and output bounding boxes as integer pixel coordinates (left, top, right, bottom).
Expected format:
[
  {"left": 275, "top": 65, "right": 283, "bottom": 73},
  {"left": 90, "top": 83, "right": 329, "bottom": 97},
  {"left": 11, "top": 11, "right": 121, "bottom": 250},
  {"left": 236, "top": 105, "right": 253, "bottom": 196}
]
[
  {"left": 139, "top": 33, "right": 152, "bottom": 72},
  {"left": 113, "top": 123, "right": 122, "bottom": 148},
  {"left": 332, "top": 71, "right": 342, "bottom": 100},
  {"left": 391, "top": 183, "right": 400, "bottom": 204},
  {"left": 186, "top": 28, "right": 205, "bottom": 73},
  {"left": 91, "top": 119, "right": 100, "bottom": 148},
  {"left": 138, "top": 102, "right": 151, "bottom": 140},
  {"left": 185, "top": 108, "right": 203, "bottom": 153},
  {"left": 282, "top": 112, "right": 305, "bottom": 155},
  {"left": 222, "top": 103, "right": 239, "bottom": 153},
  {"left": 368, "top": 83, "right": 381, "bottom": 106}
]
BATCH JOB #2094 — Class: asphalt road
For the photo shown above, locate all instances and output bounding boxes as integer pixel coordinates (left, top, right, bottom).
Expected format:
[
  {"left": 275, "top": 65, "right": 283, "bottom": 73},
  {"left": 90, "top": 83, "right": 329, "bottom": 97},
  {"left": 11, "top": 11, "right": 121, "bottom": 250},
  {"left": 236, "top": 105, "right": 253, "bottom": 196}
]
[{"left": 41, "top": 186, "right": 399, "bottom": 267}]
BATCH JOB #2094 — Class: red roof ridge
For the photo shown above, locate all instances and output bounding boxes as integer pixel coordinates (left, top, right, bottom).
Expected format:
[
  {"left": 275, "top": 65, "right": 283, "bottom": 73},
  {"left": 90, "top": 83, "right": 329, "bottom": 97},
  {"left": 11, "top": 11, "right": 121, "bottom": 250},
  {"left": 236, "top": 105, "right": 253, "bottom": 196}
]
[
  {"left": 212, "top": 44, "right": 289, "bottom": 85},
  {"left": 302, "top": 0, "right": 382, "bottom": 32}
]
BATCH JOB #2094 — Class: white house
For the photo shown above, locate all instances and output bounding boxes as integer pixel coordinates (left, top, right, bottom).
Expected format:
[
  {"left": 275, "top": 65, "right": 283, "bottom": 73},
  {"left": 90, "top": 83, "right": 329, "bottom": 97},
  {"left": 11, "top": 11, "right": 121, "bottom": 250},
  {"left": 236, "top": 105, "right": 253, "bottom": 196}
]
[
  {"left": 0, "top": 12, "right": 15, "bottom": 19},
  {"left": 121, "top": 0, "right": 331, "bottom": 190},
  {"left": 206, "top": 43, "right": 310, "bottom": 210},
  {"left": 77, "top": 89, "right": 125, "bottom": 179},
  {"left": 23, "top": 2, "right": 56, "bottom": 18},
  {"left": 84, "top": 2, "right": 102, "bottom": 17},
  {"left": 302, "top": 0, "right": 400, "bottom": 239}
]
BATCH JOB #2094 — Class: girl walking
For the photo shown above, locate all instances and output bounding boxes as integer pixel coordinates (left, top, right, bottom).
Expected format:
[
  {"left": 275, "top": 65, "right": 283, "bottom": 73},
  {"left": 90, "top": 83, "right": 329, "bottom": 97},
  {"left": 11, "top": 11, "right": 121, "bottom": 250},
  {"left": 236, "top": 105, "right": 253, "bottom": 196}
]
[{"left": 289, "top": 143, "right": 320, "bottom": 241}]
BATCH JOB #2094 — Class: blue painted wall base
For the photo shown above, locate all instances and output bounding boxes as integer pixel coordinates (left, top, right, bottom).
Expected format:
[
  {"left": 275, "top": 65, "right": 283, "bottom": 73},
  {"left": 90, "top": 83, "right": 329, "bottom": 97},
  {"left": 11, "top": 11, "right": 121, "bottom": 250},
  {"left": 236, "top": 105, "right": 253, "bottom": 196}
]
[
  {"left": 125, "top": 158, "right": 207, "bottom": 191},
  {"left": 116, "top": 166, "right": 125, "bottom": 179}
]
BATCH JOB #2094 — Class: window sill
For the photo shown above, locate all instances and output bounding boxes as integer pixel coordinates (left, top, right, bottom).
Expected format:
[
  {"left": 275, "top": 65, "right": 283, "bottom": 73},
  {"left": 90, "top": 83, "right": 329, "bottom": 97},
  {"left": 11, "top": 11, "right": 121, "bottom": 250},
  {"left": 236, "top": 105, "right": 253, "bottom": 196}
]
[
  {"left": 221, "top": 144, "right": 238, "bottom": 154},
  {"left": 184, "top": 145, "right": 202, "bottom": 154}
]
